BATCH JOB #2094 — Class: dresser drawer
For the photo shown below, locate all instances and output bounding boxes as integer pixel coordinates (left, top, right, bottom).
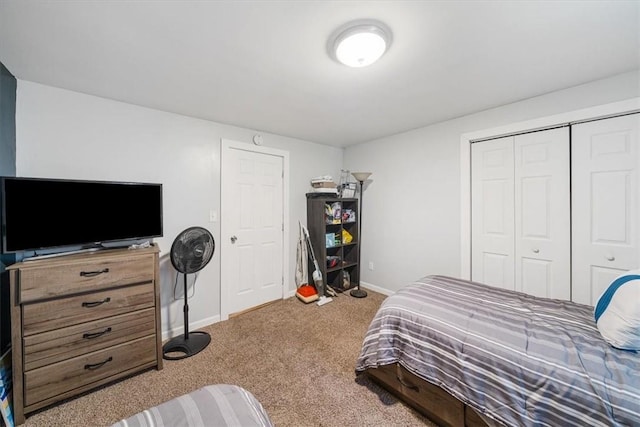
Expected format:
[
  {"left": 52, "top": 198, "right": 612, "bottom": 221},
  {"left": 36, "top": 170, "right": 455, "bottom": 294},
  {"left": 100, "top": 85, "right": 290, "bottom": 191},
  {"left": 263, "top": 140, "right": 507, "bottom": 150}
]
[
  {"left": 19, "top": 253, "right": 155, "bottom": 303},
  {"left": 24, "top": 335, "right": 156, "bottom": 407},
  {"left": 23, "top": 283, "right": 155, "bottom": 336},
  {"left": 24, "top": 308, "right": 156, "bottom": 371}
]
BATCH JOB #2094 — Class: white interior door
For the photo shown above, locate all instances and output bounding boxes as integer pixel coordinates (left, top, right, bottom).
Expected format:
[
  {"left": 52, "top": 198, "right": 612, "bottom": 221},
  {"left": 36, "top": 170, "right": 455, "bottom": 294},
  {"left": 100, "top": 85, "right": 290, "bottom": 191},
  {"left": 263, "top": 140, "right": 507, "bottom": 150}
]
[
  {"left": 514, "top": 127, "right": 570, "bottom": 299},
  {"left": 221, "top": 140, "right": 286, "bottom": 319},
  {"left": 471, "top": 136, "right": 515, "bottom": 290},
  {"left": 572, "top": 113, "right": 640, "bottom": 305}
]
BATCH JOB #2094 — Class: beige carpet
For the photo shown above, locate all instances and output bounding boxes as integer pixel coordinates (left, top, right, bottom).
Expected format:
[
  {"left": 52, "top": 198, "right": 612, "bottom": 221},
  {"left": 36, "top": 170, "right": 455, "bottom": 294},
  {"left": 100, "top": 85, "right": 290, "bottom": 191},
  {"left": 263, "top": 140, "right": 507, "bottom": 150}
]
[{"left": 24, "top": 289, "right": 434, "bottom": 427}]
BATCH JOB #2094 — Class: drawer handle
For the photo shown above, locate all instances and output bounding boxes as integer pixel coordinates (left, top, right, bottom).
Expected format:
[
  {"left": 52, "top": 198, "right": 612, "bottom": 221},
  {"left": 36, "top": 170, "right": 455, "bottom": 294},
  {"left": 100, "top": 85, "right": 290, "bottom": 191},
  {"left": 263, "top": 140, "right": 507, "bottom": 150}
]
[
  {"left": 80, "top": 268, "right": 110, "bottom": 277},
  {"left": 84, "top": 356, "right": 113, "bottom": 370},
  {"left": 82, "top": 297, "right": 111, "bottom": 308},
  {"left": 396, "top": 374, "right": 419, "bottom": 392},
  {"left": 83, "top": 327, "right": 112, "bottom": 340}
]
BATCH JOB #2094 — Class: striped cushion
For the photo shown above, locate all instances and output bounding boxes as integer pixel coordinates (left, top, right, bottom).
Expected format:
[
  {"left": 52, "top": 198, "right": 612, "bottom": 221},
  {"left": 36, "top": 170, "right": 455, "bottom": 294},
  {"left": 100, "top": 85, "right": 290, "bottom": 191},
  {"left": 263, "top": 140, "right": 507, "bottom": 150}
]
[
  {"left": 594, "top": 271, "right": 640, "bottom": 351},
  {"left": 112, "top": 384, "right": 273, "bottom": 427}
]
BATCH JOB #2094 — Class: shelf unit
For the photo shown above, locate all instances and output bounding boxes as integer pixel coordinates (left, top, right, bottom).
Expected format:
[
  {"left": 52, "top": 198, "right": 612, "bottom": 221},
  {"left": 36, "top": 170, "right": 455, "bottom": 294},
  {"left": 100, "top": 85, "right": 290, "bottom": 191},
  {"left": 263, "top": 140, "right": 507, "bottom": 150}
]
[{"left": 306, "top": 196, "right": 359, "bottom": 294}]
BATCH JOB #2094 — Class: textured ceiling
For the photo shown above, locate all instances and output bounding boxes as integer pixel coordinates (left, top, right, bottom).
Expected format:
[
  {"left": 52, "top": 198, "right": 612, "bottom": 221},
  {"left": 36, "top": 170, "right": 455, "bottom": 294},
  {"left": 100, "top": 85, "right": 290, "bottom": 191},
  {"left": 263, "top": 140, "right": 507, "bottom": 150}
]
[{"left": 0, "top": 1, "right": 638, "bottom": 147}]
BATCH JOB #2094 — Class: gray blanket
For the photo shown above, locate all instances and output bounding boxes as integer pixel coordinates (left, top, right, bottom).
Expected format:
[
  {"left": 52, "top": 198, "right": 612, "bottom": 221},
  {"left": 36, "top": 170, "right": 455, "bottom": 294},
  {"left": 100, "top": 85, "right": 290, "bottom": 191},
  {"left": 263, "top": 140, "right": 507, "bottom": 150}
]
[
  {"left": 355, "top": 275, "right": 640, "bottom": 427},
  {"left": 111, "top": 384, "right": 273, "bottom": 427}
]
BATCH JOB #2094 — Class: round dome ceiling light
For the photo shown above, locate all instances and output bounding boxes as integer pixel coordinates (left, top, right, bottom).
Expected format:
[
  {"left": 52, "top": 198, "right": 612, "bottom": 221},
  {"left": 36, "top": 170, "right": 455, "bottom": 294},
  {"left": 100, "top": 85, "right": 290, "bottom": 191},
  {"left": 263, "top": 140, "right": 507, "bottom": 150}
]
[{"left": 328, "top": 20, "right": 392, "bottom": 68}]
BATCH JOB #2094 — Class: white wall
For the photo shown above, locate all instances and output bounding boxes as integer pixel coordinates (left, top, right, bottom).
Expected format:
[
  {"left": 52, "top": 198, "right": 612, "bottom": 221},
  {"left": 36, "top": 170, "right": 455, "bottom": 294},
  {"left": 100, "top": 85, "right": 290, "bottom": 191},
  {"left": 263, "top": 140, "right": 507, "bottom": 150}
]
[
  {"left": 14, "top": 70, "right": 640, "bottom": 328},
  {"left": 345, "top": 70, "right": 640, "bottom": 293},
  {"left": 15, "top": 81, "right": 343, "bottom": 338}
]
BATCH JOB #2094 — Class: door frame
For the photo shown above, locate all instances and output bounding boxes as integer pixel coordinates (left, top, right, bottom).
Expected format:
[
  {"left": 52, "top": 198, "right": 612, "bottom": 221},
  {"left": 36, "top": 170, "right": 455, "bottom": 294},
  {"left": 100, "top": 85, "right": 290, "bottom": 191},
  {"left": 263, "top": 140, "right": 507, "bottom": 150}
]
[
  {"left": 460, "top": 97, "right": 640, "bottom": 280},
  {"left": 220, "top": 138, "right": 290, "bottom": 321}
]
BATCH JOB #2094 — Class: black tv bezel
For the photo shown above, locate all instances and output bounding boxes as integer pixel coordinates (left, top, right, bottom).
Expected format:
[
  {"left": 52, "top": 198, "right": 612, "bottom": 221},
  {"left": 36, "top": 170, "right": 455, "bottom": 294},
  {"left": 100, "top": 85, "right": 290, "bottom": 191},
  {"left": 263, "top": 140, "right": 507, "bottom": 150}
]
[{"left": 0, "top": 176, "right": 163, "bottom": 255}]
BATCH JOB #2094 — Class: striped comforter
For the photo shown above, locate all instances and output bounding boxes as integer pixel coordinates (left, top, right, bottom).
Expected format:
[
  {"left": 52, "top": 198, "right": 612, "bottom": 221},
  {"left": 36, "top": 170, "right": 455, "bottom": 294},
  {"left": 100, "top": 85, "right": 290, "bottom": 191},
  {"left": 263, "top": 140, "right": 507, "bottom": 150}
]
[
  {"left": 112, "top": 384, "right": 273, "bottom": 427},
  {"left": 355, "top": 275, "right": 640, "bottom": 427}
]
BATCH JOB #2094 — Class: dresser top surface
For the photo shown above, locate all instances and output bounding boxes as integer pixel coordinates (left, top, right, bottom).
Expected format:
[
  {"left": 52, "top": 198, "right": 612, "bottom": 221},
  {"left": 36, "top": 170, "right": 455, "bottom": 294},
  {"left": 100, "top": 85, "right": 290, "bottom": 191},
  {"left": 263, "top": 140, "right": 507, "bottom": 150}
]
[{"left": 7, "top": 244, "right": 159, "bottom": 270}]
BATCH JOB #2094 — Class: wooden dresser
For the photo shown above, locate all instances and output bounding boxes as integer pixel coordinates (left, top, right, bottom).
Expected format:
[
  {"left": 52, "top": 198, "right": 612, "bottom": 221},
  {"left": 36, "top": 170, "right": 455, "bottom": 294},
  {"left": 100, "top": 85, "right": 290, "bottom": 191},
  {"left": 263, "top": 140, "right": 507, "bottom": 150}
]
[{"left": 7, "top": 245, "right": 162, "bottom": 424}]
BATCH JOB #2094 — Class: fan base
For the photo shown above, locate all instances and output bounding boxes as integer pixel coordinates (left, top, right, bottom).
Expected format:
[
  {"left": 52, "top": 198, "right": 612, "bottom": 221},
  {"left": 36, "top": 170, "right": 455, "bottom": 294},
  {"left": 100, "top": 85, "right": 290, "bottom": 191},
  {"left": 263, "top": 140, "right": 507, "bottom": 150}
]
[
  {"left": 350, "top": 288, "right": 368, "bottom": 298},
  {"left": 162, "top": 331, "right": 211, "bottom": 360}
]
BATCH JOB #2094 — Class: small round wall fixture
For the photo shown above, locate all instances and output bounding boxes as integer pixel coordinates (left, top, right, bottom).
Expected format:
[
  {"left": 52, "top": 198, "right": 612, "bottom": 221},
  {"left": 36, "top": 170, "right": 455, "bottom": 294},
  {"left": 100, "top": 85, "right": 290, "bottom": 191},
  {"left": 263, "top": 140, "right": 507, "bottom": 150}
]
[{"left": 328, "top": 20, "right": 392, "bottom": 68}]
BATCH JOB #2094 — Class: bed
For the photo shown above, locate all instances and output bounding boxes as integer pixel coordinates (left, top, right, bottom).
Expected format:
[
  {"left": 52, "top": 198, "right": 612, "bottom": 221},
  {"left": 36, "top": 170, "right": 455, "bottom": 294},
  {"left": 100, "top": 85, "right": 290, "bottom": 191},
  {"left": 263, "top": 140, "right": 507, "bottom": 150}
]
[
  {"left": 355, "top": 275, "right": 640, "bottom": 427},
  {"left": 111, "top": 384, "right": 273, "bottom": 427}
]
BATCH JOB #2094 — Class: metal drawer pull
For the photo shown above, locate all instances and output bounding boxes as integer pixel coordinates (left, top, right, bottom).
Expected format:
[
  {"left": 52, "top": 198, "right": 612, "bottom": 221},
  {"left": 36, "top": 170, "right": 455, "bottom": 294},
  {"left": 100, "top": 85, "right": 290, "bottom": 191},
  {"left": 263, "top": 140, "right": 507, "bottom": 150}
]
[
  {"left": 80, "top": 268, "right": 110, "bottom": 277},
  {"left": 83, "top": 327, "right": 112, "bottom": 339},
  {"left": 82, "top": 297, "right": 111, "bottom": 308},
  {"left": 606, "top": 255, "right": 615, "bottom": 261},
  {"left": 396, "top": 375, "right": 419, "bottom": 392},
  {"left": 84, "top": 356, "right": 113, "bottom": 370}
]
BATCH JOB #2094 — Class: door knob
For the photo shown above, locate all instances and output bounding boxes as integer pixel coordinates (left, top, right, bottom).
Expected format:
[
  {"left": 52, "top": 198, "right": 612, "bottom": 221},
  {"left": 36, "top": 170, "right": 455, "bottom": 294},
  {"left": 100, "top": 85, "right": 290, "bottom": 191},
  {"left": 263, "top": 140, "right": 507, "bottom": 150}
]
[{"left": 231, "top": 235, "right": 238, "bottom": 243}]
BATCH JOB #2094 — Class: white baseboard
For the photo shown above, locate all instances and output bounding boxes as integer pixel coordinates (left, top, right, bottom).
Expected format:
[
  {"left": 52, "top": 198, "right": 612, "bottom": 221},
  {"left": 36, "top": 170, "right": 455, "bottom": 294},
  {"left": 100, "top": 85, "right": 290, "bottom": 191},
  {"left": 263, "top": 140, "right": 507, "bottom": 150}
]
[
  {"left": 360, "top": 281, "right": 395, "bottom": 296},
  {"left": 162, "top": 314, "right": 221, "bottom": 341}
]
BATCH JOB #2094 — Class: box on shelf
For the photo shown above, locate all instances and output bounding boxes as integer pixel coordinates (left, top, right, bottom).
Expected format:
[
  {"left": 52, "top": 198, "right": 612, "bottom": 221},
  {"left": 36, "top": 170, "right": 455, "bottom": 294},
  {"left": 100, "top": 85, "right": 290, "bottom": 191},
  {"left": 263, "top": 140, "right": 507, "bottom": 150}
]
[
  {"left": 342, "top": 209, "right": 356, "bottom": 223},
  {"left": 325, "top": 202, "right": 341, "bottom": 224},
  {"left": 325, "top": 232, "right": 341, "bottom": 248},
  {"left": 341, "top": 182, "right": 356, "bottom": 198},
  {"left": 325, "top": 233, "right": 334, "bottom": 247}
]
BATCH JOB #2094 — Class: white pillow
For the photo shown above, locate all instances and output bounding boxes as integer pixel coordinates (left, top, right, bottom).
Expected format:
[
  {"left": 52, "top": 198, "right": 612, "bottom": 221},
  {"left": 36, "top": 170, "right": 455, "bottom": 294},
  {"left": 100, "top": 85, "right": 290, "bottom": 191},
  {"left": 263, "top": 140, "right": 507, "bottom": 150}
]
[{"left": 594, "top": 270, "right": 640, "bottom": 351}]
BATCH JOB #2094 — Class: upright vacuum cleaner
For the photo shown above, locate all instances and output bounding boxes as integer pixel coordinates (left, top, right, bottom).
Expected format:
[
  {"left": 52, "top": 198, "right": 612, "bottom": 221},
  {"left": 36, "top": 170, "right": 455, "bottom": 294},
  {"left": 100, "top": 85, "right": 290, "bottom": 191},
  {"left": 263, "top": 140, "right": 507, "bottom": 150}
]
[{"left": 302, "top": 225, "right": 333, "bottom": 306}]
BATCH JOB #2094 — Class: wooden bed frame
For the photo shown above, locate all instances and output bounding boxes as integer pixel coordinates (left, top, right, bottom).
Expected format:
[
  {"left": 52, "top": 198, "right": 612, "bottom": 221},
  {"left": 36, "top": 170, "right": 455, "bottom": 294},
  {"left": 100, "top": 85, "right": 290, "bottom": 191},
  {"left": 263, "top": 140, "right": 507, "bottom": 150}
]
[{"left": 365, "top": 363, "right": 492, "bottom": 427}]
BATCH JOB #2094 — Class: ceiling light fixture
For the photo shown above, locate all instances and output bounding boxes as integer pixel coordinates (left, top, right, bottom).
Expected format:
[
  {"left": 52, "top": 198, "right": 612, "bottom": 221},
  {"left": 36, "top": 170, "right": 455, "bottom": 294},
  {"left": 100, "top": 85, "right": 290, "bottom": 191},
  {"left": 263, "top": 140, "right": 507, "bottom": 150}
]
[{"left": 328, "top": 20, "right": 392, "bottom": 68}]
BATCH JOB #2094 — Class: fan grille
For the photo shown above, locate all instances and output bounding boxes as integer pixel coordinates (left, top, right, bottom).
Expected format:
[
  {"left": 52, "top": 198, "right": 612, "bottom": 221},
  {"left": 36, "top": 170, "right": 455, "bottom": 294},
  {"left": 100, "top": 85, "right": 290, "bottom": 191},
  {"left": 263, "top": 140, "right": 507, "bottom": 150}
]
[{"left": 170, "top": 227, "right": 215, "bottom": 274}]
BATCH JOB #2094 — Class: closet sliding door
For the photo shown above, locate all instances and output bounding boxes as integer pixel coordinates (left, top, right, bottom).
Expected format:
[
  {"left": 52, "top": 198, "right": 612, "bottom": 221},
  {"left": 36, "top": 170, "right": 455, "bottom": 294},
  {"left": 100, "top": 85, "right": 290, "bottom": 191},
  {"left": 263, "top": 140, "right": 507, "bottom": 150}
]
[
  {"left": 514, "top": 128, "right": 570, "bottom": 299},
  {"left": 471, "top": 127, "right": 570, "bottom": 299},
  {"left": 571, "top": 113, "right": 640, "bottom": 305},
  {"left": 471, "top": 137, "right": 515, "bottom": 289}
]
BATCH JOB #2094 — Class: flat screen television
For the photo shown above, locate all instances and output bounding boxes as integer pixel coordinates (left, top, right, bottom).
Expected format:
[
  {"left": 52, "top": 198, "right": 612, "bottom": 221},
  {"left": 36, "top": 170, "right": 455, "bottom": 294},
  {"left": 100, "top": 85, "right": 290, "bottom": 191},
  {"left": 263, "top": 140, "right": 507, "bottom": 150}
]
[{"left": 0, "top": 176, "right": 163, "bottom": 254}]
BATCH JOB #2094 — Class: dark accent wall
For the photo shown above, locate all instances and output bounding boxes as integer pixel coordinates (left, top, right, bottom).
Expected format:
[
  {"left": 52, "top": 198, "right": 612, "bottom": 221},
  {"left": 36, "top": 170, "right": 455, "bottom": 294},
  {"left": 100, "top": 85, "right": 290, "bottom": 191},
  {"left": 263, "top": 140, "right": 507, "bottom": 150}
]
[
  {"left": 0, "top": 61, "right": 16, "bottom": 177},
  {"left": 0, "top": 60, "right": 16, "bottom": 354}
]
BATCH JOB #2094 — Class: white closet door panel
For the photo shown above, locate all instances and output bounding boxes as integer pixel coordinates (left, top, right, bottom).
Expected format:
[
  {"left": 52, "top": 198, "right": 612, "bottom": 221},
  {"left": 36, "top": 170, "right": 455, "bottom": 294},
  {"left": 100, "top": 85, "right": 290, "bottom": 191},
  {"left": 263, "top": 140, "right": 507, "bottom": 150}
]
[
  {"left": 589, "top": 266, "right": 627, "bottom": 305},
  {"left": 514, "top": 128, "right": 570, "bottom": 299},
  {"left": 572, "top": 113, "right": 640, "bottom": 305},
  {"left": 471, "top": 136, "right": 515, "bottom": 290},
  {"left": 591, "top": 171, "right": 632, "bottom": 245},
  {"left": 521, "top": 258, "right": 552, "bottom": 296}
]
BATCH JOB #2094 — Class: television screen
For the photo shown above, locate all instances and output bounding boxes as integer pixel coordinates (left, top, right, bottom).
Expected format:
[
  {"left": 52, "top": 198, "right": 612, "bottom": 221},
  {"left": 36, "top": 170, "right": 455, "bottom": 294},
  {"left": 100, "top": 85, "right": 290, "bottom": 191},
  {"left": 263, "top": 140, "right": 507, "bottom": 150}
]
[{"left": 1, "top": 177, "right": 163, "bottom": 254}]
